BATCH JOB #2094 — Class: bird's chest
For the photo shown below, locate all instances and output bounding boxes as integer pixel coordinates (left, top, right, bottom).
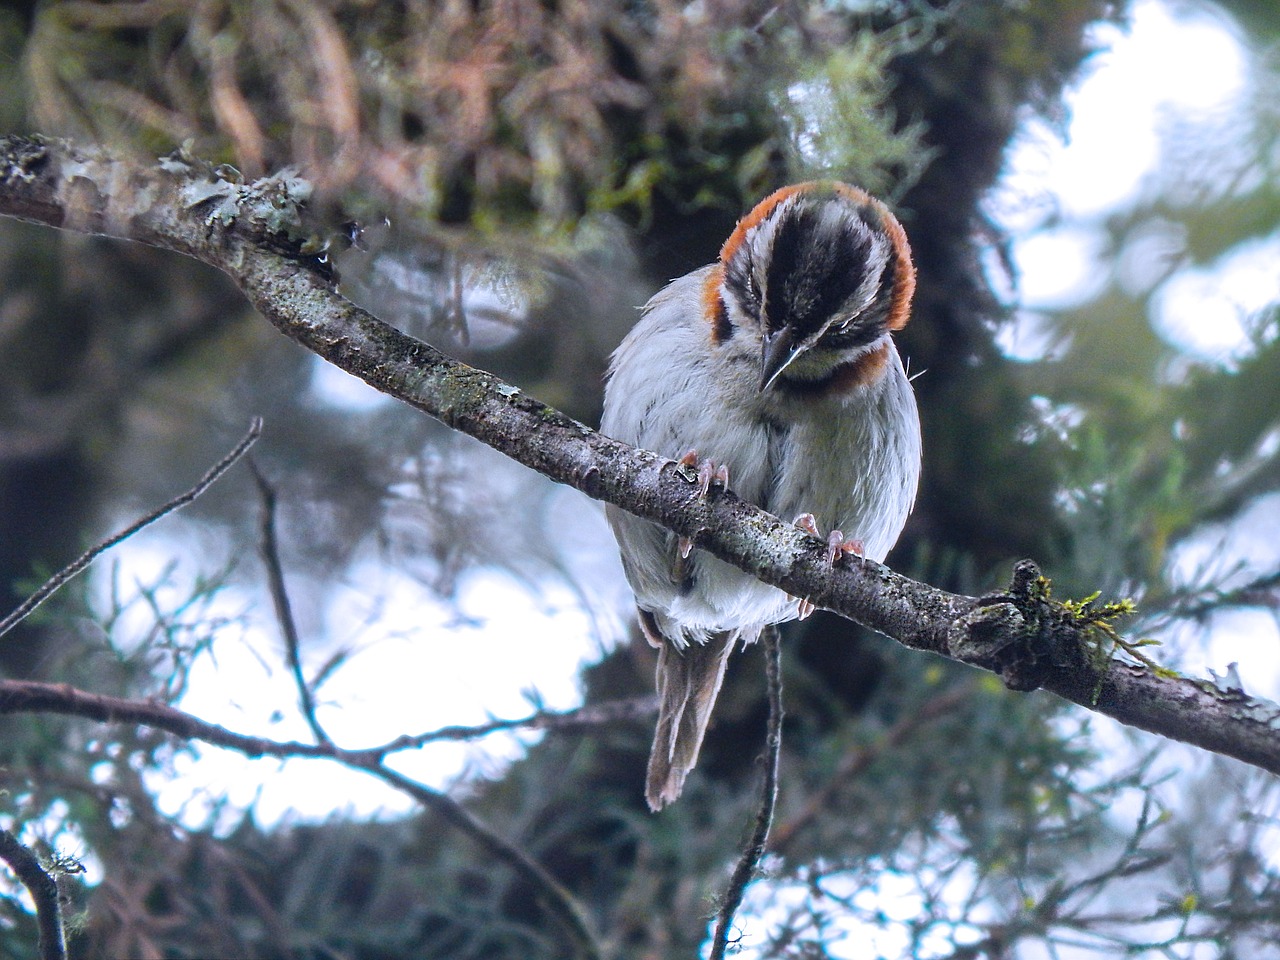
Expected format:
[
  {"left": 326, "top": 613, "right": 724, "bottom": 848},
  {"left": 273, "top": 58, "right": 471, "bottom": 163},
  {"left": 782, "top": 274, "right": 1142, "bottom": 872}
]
[
  {"left": 777, "top": 431, "right": 861, "bottom": 537},
  {"left": 721, "top": 402, "right": 855, "bottom": 530}
]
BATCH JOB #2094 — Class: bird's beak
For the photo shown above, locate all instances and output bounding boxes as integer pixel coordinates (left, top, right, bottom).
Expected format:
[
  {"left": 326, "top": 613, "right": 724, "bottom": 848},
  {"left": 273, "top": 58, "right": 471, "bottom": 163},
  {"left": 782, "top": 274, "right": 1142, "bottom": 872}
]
[{"left": 760, "top": 327, "right": 801, "bottom": 391}]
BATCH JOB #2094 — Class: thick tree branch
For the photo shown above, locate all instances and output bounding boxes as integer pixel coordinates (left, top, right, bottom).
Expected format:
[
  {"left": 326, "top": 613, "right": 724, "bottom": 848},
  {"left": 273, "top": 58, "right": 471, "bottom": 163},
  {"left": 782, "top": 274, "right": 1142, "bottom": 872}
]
[{"left": 1, "top": 134, "right": 1278, "bottom": 777}]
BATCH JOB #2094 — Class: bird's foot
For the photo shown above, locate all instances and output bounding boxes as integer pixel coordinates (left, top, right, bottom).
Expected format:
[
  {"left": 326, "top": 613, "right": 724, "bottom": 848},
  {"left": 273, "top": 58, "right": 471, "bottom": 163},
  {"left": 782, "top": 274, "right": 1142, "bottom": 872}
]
[
  {"left": 790, "top": 514, "right": 820, "bottom": 620},
  {"left": 793, "top": 512, "right": 821, "bottom": 538},
  {"left": 677, "top": 450, "right": 729, "bottom": 558},
  {"left": 825, "top": 530, "right": 865, "bottom": 566},
  {"left": 794, "top": 513, "right": 864, "bottom": 565},
  {"left": 790, "top": 515, "right": 866, "bottom": 620},
  {"left": 679, "top": 449, "right": 730, "bottom": 499}
]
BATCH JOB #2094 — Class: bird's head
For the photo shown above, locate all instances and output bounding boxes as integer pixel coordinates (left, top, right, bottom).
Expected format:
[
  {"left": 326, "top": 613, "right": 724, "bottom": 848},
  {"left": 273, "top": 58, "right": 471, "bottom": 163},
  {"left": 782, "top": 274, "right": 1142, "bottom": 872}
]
[{"left": 708, "top": 182, "right": 915, "bottom": 392}]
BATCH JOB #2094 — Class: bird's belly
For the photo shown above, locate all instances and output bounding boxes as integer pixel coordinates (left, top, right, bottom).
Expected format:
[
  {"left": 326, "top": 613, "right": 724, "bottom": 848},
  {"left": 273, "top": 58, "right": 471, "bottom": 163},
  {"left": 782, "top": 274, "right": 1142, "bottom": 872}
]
[{"left": 665, "top": 552, "right": 794, "bottom": 633}]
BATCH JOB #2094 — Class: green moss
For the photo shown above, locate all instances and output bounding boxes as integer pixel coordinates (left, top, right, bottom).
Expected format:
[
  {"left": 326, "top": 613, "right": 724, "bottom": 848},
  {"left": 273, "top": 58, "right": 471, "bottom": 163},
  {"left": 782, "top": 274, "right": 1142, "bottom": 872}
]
[{"left": 1038, "top": 575, "right": 1171, "bottom": 677}]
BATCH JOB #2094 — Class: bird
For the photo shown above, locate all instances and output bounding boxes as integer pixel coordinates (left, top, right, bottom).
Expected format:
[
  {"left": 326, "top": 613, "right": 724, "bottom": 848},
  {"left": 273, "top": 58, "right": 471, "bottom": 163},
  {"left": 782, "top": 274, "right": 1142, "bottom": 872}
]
[{"left": 600, "top": 181, "right": 922, "bottom": 811}]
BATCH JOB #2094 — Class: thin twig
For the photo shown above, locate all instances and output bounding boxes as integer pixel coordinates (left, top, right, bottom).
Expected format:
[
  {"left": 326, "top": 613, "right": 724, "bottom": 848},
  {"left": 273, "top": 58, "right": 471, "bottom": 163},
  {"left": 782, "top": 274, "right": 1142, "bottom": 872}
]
[
  {"left": 243, "top": 457, "right": 597, "bottom": 958},
  {"left": 768, "top": 686, "right": 968, "bottom": 855},
  {"left": 1145, "top": 567, "right": 1280, "bottom": 627},
  {"left": 0, "top": 419, "right": 262, "bottom": 641},
  {"left": 0, "top": 678, "right": 605, "bottom": 958},
  {"left": 355, "top": 760, "right": 603, "bottom": 960},
  {"left": 0, "top": 678, "right": 652, "bottom": 761},
  {"left": 0, "top": 829, "right": 66, "bottom": 960},
  {"left": 374, "top": 695, "right": 657, "bottom": 752},
  {"left": 247, "top": 458, "right": 329, "bottom": 745},
  {"left": 710, "top": 625, "right": 784, "bottom": 960}
]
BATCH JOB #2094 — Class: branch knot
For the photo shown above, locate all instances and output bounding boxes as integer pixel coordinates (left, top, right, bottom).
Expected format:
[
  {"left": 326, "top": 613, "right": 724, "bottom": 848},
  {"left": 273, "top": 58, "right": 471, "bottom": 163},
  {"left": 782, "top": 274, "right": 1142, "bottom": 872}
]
[{"left": 946, "top": 560, "right": 1096, "bottom": 692}]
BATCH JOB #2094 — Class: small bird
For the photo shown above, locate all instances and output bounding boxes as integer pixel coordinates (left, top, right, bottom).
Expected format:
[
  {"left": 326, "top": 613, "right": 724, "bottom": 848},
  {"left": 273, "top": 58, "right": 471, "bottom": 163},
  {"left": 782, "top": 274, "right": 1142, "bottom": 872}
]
[{"left": 601, "top": 182, "right": 922, "bottom": 811}]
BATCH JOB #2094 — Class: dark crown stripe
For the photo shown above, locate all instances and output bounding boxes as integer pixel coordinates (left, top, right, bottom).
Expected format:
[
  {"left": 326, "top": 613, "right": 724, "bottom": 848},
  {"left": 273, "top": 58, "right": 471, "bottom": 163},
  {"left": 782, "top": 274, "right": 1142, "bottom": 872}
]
[
  {"left": 718, "top": 183, "right": 809, "bottom": 267},
  {"left": 713, "top": 180, "right": 916, "bottom": 343},
  {"left": 763, "top": 197, "right": 874, "bottom": 338}
]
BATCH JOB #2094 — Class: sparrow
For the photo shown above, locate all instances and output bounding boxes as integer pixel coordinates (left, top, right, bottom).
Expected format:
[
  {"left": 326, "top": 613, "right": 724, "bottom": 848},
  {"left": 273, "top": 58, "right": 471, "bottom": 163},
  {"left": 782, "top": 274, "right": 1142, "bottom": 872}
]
[{"left": 601, "top": 181, "right": 922, "bottom": 811}]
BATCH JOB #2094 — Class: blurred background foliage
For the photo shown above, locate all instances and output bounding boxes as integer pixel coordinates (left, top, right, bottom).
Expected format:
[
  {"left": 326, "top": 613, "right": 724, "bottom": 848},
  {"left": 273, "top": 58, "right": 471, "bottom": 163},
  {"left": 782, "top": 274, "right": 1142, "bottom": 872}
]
[{"left": 1, "top": 0, "right": 1279, "bottom": 957}]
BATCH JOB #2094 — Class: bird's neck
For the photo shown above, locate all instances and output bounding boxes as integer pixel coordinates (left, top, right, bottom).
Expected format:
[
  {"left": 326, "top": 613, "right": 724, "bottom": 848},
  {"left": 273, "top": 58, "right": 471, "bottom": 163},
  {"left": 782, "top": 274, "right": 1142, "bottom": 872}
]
[{"left": 770, "top": 339, "right": 892, "bottom": 398}]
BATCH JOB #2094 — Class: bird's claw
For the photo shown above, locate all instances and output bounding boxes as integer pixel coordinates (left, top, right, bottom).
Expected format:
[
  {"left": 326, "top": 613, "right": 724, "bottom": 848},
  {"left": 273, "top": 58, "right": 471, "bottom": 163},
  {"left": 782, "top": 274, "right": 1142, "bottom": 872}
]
[
  {"left": 679, "top": 449, "right": 730, "bottom": 499},
  {"left": 790, "top": 515, "right": 823, "bottom": 619},
  {"left": 826, "top": 530, "right": 865, "bottom": 566},
  {"left": 673, "top": 451, "right": 729, "bottom": 561},
  {"left": 793, "top": 512, "right": 821, "bottom": 538},
  {"left": 794, "top": 515, "right": 864, "bottom": 566}
]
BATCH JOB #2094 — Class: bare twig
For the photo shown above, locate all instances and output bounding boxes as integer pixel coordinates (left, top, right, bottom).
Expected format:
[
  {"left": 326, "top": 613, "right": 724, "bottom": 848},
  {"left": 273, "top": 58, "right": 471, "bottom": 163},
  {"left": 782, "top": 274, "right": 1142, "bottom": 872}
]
[
  {"left": 354, "top": 760, "right": 603, "bottom": 960},
  {"left": 1145, "top": 567, "right": 1280, "bottom": 627},
  {"left": 247, "top": 459, "right": 329, "bottom": 745},
  {"left": 710, "top": 625, "right": 784, "bottom": 960},
  {"left": 0, "top": 679, "right": 604, "bottom": 960},
  {"left": 0, "top": 829, "right": 67, "bottom": 960},
  {"left": 0, "top": 418, "right": 262, "bottom": 641},
  {"left": 0, "top": 679, "right": 652, "bottom": 762},
  {"left": 769, "top": 686, "right": 969, "bottom": 855},
  {"left": 247, "top": 456, "right": 598, "bottom": 957},
  {"left": 375, "top": 695, "right": 657, "bottom": 751}
]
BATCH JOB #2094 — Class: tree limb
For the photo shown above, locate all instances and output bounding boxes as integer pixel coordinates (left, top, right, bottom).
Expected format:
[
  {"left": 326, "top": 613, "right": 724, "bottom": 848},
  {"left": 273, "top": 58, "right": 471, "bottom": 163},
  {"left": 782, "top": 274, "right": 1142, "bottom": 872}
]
[
  {"left": 0, "top": 829, "right": 67, "bottom": 960},
  {"left": 1, "top": 134, "right": 1278, "bottom": 777}
]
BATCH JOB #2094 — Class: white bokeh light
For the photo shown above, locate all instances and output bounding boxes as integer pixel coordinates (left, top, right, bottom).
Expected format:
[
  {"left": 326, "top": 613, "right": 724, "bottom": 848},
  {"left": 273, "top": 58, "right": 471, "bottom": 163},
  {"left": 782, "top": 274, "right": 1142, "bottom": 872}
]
[
  {"left": 309, "top": 354, "right": 392, "bottom": 410},
  {"left": 1002, "top": 0, "right": 1248, "bottom": 226},
  {"left": 101, "top": 513, "right": 621, "bottom": 829},
  {"left": 1007, "top": 226, "right": 1111, "bottom": 309},
  {"left": 988, "top": 0, "right": 1259, "bottom": 368},
  {"left": 1153, "top": 234, "right": 1280, "bottom": 361}
]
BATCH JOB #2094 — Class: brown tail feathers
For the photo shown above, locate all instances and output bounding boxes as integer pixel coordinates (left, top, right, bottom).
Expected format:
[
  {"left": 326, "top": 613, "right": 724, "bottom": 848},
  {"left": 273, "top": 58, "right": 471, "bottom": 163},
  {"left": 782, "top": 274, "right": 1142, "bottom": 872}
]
[{"left": 644, "top": 629, "right": 738, "bottom": 811}]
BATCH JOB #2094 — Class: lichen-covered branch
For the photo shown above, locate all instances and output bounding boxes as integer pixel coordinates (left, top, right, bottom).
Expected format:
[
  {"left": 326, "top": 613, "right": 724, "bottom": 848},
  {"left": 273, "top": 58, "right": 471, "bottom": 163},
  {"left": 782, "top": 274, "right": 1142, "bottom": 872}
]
[{"left": 1, "top": 134, "right": 1278, "bottom": 777}]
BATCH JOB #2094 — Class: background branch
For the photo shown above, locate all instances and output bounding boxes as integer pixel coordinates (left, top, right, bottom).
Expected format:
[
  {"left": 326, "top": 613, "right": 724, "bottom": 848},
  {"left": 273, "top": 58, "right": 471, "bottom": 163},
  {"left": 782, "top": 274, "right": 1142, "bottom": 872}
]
[
  {"left": 0, "top": 417, "right": 260, "bottom": 640},
  {"left": 0, "top": 677, "right": 604, "bottom": 959},
  {"left": 1, "top": 135, "right": 1278, "bottom": 780},
  {"left": 354, "top": 762, "right": 603, "bottom": 960},
  {"left": 711, "top": 624, "right": 784, "bottom": 960},
  {"left": 0, "top": 679, "right": 650, "bottom": 761},
  {"left": 248, "top": 459, "right": 330, "bottom": 745},
  {"left": 768, "top": 686, "right": 970, "bottom": 855},
  {"left": 0, "top": 829, "right": 66, "bottom": 960}
]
